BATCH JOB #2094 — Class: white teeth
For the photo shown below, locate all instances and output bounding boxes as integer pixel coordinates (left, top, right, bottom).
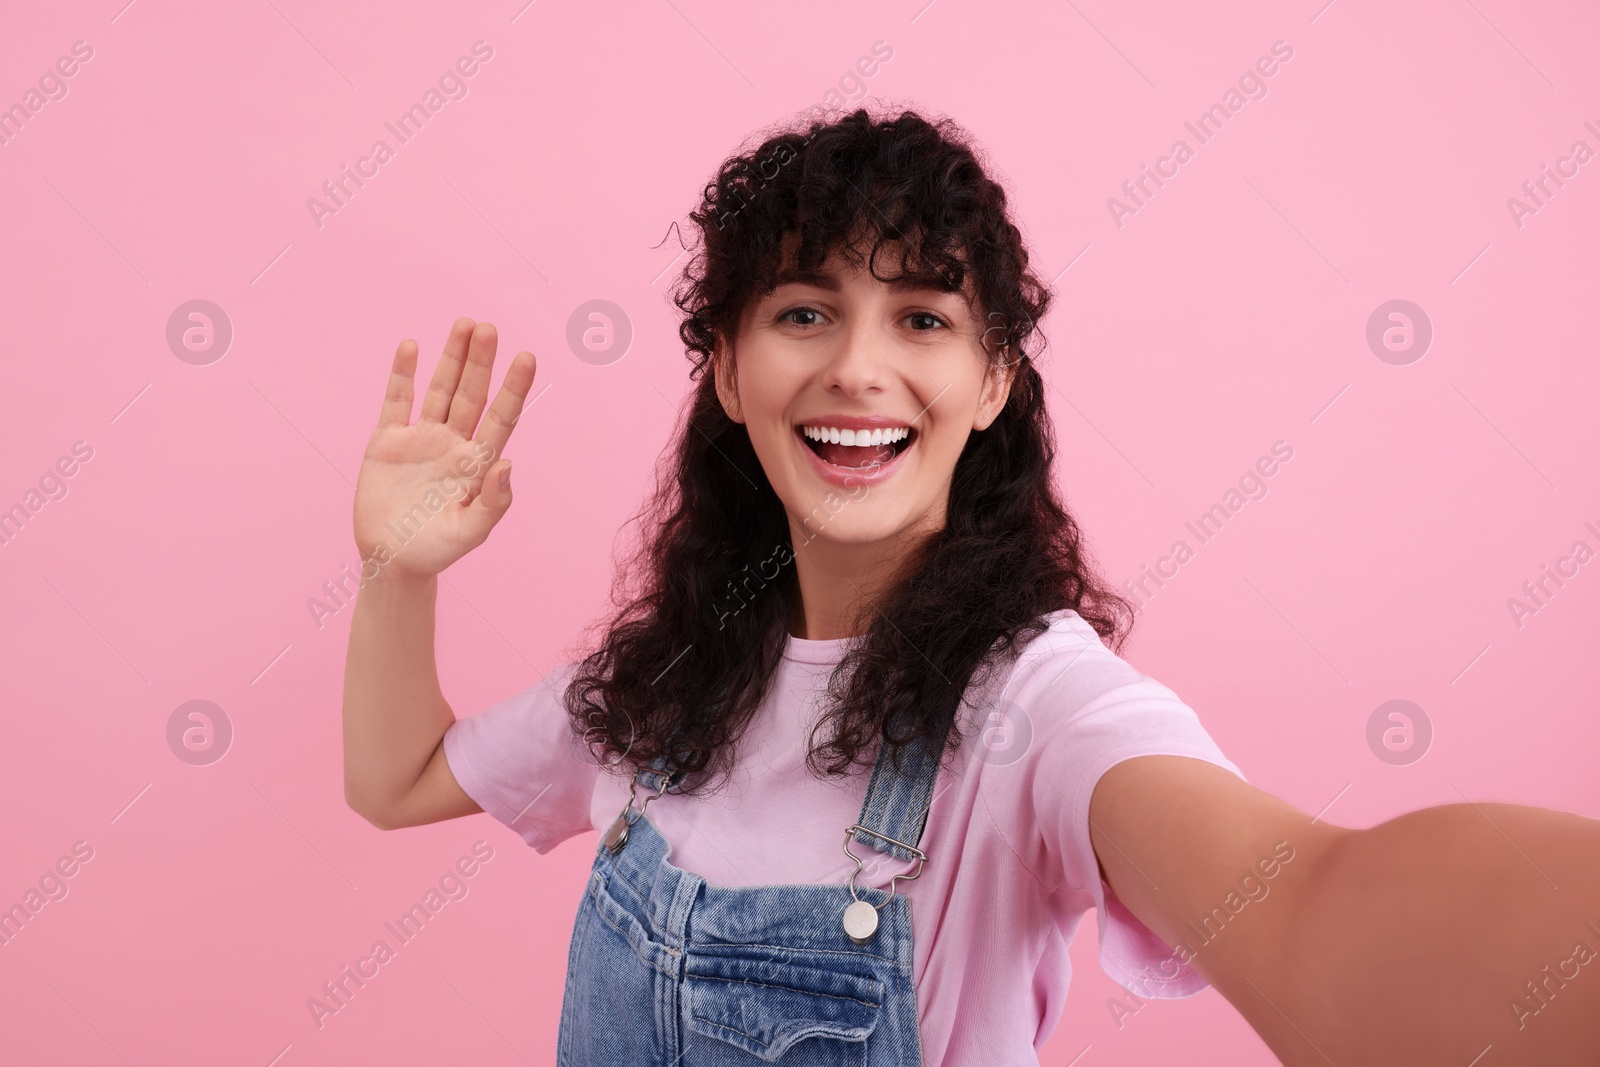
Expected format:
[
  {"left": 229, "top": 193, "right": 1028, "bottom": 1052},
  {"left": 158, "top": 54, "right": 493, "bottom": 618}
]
[{"left": 802, "top": 425, "right": 910, "bottom": 446}]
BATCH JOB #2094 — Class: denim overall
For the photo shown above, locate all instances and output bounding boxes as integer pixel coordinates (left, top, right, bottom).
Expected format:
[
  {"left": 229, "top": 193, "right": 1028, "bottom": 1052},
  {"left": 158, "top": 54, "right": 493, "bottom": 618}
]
[{"left": 555, "top": 733, "right": 944, "bottom": 1065}]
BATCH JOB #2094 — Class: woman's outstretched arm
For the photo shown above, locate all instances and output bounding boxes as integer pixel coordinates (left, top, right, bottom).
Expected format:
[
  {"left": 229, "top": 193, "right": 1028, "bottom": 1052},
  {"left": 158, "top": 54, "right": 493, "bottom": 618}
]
[
  {"left": 1089, "top": 755, "right": 1600, "bottom": 1065},
  {"left": 342, "top": 318, "right": 534, "bottom": 830}
]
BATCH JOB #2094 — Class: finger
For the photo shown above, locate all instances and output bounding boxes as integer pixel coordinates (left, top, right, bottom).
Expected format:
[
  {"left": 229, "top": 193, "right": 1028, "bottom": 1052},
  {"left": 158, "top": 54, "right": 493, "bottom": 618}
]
[
  {"left": 418, "top": 317, "right": 476, "bottom": 424},
  {"left": 454, "top": 460, "right": 512, "bottom": 553},
  {"left": 469, "top": 459, "right": 514, "bottom": 522},
  {"left": 446, "top": 320, "right": 498, "bottom": 437},
  {"left": 472, "top": 350, "right": 537, "bottom": 468},
  {"left": 377, "top": 338, "right": 418, "bottom": 428}
]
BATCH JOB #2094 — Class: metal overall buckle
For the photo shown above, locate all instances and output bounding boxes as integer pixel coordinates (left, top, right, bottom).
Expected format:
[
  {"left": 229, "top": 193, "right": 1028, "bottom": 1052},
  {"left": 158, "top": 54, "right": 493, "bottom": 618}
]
[
  {"left": 839, "top": 824, "right": 926, "bottom": 945},
  {"left": 602, "top": 767, "right": 680, "bottom": 855}
]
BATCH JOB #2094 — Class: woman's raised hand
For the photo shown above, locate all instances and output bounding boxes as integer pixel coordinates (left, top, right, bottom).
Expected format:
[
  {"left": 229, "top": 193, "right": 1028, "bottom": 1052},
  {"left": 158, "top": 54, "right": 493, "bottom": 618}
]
[{"left": 353, "top": 318, "right": 536, "bottom": 582}]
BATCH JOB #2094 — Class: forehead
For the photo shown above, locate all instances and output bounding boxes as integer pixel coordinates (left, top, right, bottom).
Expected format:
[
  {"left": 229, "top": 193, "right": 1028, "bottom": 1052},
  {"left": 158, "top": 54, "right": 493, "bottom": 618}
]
[{"left": 763, "top": 229, "right": 976, "bottom": 303}]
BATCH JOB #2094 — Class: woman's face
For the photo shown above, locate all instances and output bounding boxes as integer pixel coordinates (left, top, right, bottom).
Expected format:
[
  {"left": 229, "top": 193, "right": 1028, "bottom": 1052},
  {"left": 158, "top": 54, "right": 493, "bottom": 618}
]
[{"left": 713, "top": 238, "right": 1014, "bottom": 549}]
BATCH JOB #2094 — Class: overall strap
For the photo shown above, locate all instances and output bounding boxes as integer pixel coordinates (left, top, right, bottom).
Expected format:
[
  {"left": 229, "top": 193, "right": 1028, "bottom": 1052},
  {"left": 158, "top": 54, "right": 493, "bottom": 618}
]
[
  {"left": 633, "top": 755, "right": 676, "bottom": 797},
  {"left": 847, "top": 729, "right": 946, "bottom": 863}
]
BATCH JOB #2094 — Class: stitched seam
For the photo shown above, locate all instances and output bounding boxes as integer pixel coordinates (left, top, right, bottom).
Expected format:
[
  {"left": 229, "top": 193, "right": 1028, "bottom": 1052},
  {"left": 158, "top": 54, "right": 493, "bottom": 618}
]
[
  {"left": 963, "top": 637, "right": 1074, "bottom": 896},
  {"left": 689, "top": 941, "right": 897, "bottom": 965},
  {"left": 691, "top": 1017, "right": 774, "bottom": 1048},
  {"left": 973, "top": 774, "right": 1061, "bottom": 896},
  {"left": 689, "top": 972, "right": 880, "bottom": 1008},
  {"left": 689, "top": 1015, "right": 871, "bottom": 1049},
  {"left": 1100, "top": 940, "right": 1193, "bottom": 987},
  {"left": 589, "top": 882, "right": 678, "bottom": 970},
  {"left": 601, "top": 869, "right": 901, "bottom": 965},
  {"left": 597, "top": 847, "right": 663, "bottom": 921},
  {"left": 556, "top": 884, "right": 599, "bottom": 1063}
]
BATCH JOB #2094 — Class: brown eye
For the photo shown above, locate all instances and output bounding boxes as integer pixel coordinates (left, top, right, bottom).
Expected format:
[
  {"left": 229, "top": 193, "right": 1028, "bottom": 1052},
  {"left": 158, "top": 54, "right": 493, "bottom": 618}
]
[
  {"left": 781, "top": 307, "right": 823, "bottom": 327},
  {"left": 907, "top": 312, "right": 947, "bottom": 331}
]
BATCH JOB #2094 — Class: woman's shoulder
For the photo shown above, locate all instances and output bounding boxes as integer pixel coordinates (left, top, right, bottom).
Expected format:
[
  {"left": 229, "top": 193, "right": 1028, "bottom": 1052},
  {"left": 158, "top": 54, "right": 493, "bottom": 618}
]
[
  {"left": 999, "top": 608, "right": 1150, "bottom": 706},
  {"left": 953, "top": 608, "right": 1240, "bottom": 888},
  {"left": 969, "top": 608, "right": 1213, "bottom": 761}
]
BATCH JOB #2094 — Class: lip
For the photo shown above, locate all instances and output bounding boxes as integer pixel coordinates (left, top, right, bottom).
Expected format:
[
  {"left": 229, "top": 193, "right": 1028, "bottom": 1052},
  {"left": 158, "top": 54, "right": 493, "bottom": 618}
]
[{"left": 794, "top": 414, "right": 917, "bottom": 490}]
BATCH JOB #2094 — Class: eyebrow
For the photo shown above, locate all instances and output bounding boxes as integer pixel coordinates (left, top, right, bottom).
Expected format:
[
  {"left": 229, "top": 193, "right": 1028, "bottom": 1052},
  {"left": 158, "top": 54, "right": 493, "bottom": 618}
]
[{"left": 770, "top": 267, "right": 958, "bottom": 296}]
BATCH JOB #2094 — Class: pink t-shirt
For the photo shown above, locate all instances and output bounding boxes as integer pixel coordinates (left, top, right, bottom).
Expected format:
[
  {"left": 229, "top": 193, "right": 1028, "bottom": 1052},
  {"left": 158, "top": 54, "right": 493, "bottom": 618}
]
[{"left": 443, "top": 608, "right": 1244, "bottom": 1065}]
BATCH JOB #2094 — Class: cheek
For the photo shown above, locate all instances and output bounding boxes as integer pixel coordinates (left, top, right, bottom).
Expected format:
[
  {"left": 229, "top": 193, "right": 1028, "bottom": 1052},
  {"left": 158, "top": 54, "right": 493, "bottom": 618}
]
[
  {"left": 734, "top": 352, "right": 802, "bottom": 427},
  {"left": 742, "top": 387, "right": 794, "bottom": 445},
  {"left": 920, "top": 423, "right": 970, "bottom": 470},
  {"left": 733, "top": 383, "right": 802, "bottom": 476},
  {"left": 915, "top": 377, "right": 985, "bottom": 441}
]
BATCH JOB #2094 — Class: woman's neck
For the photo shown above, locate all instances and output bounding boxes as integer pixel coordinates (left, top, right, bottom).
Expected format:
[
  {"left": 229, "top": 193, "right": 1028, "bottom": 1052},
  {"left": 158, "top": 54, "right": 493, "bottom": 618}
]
[{"left": 784, "top": 521, "right": 935, "bottom": 640}]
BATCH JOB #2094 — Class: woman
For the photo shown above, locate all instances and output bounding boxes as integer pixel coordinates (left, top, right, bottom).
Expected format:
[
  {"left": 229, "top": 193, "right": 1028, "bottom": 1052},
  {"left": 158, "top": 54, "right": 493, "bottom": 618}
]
[{"left": 342, "top": 108, "right": 1600, "bottom": 1065}]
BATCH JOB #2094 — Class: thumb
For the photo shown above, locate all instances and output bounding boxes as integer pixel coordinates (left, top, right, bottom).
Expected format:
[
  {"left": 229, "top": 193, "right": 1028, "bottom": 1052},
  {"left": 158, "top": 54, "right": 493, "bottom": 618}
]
[{"left": 470, "top": 460, "right": 514, "bottom": 520}]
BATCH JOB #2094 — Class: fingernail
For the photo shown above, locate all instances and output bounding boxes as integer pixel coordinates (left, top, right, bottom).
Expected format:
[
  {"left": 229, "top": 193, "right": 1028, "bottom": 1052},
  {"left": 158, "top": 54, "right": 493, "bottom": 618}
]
[{"left": 499, "top": 464, "right": 511, "bottom": 489}]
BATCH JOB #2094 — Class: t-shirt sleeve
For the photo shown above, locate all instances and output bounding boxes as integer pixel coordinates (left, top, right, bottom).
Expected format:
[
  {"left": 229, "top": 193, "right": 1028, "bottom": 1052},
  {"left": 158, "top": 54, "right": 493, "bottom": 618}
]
[
  {"left": 441, "top": 662, "right": 601, "bottom": 854},
  {"left": 997, "top": 618, "right": 1247, "bottom": 1000}
]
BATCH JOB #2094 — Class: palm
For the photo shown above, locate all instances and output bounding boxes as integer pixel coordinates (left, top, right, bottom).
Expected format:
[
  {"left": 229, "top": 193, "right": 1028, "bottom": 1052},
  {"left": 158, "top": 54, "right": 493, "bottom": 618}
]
[
  {"left": 353, "top": 421, "right": 476, "bottom": 574},
  {"left": 352, "top": 318, "right": 536, "bottom": 581}
]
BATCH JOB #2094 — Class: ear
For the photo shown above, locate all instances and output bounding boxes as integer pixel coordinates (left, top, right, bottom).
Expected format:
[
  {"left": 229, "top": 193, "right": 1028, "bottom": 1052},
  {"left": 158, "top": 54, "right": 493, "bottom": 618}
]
[
  {"left": 972, "top": 353, "right": 1017, "bottom": 432},
  {"left": 711, "top": 334, "right": 744, "bottom": 424}
]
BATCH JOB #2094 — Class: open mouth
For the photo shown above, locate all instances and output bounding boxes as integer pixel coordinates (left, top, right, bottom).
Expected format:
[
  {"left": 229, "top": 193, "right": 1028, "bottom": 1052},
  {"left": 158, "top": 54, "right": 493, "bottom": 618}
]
[{"left": 796, "top": 423, "right": 917, "bottom": 470}]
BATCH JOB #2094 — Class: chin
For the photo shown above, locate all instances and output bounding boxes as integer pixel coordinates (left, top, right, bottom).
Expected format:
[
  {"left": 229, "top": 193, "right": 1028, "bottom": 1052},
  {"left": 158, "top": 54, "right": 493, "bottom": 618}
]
[{"left": 785, "top": 501, "right": 919, "bottom": 548}]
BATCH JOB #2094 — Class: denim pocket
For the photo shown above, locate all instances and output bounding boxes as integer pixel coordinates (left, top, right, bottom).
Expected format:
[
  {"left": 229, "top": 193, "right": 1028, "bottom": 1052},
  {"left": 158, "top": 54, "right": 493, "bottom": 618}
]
[{"left": 683, "top": 953, "right": 883, "bottom": 1063}]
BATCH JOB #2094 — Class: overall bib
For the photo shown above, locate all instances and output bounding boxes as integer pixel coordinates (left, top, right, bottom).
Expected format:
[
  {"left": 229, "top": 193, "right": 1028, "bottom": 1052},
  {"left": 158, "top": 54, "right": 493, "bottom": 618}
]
[{"left": 555, "top": 732, "right": 944, "bottom": 1065}]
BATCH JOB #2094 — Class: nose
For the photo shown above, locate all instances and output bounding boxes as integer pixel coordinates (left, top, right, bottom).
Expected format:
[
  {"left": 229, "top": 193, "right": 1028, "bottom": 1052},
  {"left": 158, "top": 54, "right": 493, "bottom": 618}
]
[{"left": 818, "top": 317, "right": 889, "bottom": 398}]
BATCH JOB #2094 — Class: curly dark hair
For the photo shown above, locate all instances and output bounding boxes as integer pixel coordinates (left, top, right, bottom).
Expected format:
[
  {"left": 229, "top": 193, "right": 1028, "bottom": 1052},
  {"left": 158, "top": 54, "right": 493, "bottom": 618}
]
[{"left": 562, "top": 104, "right": 1138, "bottom": 796}]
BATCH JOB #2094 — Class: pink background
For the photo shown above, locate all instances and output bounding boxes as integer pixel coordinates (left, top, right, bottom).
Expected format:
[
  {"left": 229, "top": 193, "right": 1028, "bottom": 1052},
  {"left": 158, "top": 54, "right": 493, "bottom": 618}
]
[{"left": 3, "top": 0, "right": 1598, "bottom": 1062}]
